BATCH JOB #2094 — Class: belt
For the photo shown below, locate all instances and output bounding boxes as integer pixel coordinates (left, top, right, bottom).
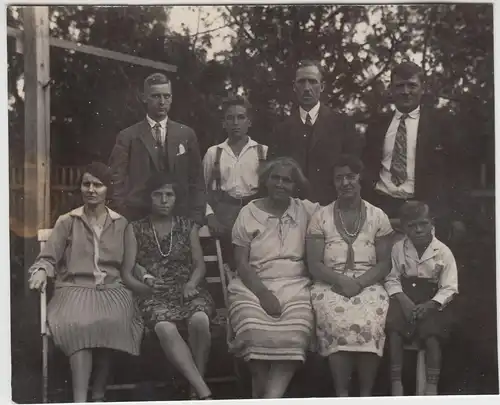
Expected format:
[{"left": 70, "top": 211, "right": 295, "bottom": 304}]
[{"left": 215, "top": 191, "right": 257, "bottom": 207}]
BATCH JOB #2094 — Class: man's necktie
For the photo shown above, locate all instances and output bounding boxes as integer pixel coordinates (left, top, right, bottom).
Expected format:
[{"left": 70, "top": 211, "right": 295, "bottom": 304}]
[
  {"left": 305, "top": 113, "right": 313, "bottom": 127},
  {"left": 153, "top": 123, "right": 165, "bottom": 171},
  {"left": 390, "top": 113, "right": 408, "bottom": 187}
]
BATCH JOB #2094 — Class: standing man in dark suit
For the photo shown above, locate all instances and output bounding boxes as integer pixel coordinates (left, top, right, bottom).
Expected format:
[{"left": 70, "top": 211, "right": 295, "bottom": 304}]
[
  {"left": 108, "top": 73, "right": 205, "bottom": 224},
  {"left": 268, "top": 60, "right": 363, "bottom": 206},
  {"left": 362, "top": 61, "right": 466, "bottom": 243}
]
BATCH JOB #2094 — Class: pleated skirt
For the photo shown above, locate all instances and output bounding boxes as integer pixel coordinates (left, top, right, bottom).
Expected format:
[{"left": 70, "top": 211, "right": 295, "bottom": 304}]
[{"left": 47, "top": 285, "right": 144, "bottom": 357}]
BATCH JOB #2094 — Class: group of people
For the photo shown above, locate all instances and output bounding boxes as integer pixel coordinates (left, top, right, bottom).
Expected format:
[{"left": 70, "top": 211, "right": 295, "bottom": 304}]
[{"left": 27, "top": 58, "right": 463, "bottom": 402}]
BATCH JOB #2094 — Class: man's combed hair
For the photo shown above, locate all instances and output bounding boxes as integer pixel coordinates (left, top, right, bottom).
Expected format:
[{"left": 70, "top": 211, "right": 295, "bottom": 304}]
[
  {"left": 398, "top": 200, "right": 432, "bottom": 224},
  {"left": 144, "top": 72, "right": 170, "bottom": 91},
  {"left": 391, "top": 61, "right": 425, "bottom": 83},
  {"left": 296, "top": 59, "right": 324, "bottom": 79}
]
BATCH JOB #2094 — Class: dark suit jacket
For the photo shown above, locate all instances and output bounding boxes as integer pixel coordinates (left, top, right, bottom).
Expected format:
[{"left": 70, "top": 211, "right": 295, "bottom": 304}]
[
  {"left": 108, "top": 119, "right": 206, "bottom": 224},
  {"left": 361, "top": 106, "right": 467, "bottom": 221},
  {"left": 268, "top": 104, "right": 363, "bottom": 205}
]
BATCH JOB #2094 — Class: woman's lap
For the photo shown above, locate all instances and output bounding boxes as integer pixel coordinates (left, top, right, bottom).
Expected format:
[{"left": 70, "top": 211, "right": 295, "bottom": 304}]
[{"left": 311, "top": 283, "right": 389, "bottom": 357}]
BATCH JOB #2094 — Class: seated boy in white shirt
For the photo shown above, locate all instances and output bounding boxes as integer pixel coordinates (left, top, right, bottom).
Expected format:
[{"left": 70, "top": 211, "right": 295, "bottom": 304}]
[{"left": 384, "top": 201, "right": 459, "bottom": 396}]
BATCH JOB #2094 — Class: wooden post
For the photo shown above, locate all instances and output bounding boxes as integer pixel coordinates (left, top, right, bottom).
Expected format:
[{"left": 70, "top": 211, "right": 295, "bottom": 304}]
[{"left": 23, "top": 6, "right": 50, "bottom": 295}]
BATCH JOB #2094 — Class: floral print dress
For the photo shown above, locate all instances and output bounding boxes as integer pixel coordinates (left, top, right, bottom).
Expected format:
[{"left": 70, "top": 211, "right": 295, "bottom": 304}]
[
  {"left": 306, "top": 200, "right": 393, "bottom": 357},
  {"left": 132, "top": 216, "right": 215, "bottom": 329}
]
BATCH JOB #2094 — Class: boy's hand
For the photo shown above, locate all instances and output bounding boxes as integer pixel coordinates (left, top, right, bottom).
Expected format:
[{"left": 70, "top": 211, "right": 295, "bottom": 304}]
[
  {"left": 395, "top": 293, "right": 416, "bottom": 323},
  {"left": 413, "top": 300, "right": 440, "bottom": 321}
]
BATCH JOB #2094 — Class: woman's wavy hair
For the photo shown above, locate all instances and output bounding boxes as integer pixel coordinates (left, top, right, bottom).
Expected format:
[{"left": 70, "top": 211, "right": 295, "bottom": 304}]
[{"left": 258, "top": 157, "right": 310, "bottom": 199}]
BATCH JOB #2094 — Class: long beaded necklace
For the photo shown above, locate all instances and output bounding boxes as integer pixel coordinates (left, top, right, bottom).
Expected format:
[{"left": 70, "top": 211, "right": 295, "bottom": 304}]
[
  {"left": 338, "top": 204, "right": 362, "bottom": 238},
  {"left": 150, "top": 217, "right": 174, "bottom": 257}
]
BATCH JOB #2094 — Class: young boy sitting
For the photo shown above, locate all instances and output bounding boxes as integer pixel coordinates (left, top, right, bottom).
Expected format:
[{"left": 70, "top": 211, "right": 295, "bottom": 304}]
[{"left": 384, "top": 201, "right": 459, "bottom": 396}]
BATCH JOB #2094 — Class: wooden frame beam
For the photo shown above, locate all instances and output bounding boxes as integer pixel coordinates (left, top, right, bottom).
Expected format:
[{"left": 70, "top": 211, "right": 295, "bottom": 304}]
[
  {"left": 22, "top": 6, "right": 51, "bottom": 294},
  {"left": 7, "top": 26, "right": 177, "bottom": 73}
]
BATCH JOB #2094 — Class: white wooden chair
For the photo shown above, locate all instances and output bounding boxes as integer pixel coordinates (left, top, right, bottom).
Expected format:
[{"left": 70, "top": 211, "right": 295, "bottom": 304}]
[{"left": 36, "top": 225, "right": 235, "bottom": 402}]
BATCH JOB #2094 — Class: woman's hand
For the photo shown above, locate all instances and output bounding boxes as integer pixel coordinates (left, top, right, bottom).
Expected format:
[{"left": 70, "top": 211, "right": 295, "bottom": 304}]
[
  {"left": 29, "top": 269, "right": 47, "bottom": 291},
  {"left": 183, "top": 281, "right": 199, "bottom": 299},
  {"left": 143, "top": 277, "right": 170, "bottom": 295},
  {"left": 332, "top": 277, "right": 362, "bottom": 298},
  {"left": 257, "top": 290, "right": 282, "bottom": 317},
  {"left": 413, "top": 300, "right": 440, "bottom": 321}
]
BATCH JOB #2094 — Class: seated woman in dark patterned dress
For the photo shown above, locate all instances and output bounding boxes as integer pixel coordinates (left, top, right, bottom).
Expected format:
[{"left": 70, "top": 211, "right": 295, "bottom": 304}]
[{"left": 131, "top": 172, "right": 215, "bottom": 400}]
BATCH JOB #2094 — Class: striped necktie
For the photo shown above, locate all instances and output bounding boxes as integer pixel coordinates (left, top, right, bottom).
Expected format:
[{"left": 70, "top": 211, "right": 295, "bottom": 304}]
[
  {"left": 390, "top": 113, "right": 408, "bottom": 187},
  {"left": 305, "top": 113, "right": 313, "bottom": 127},
  {"left": 153, "top": 123, "right": 165, "bottom": 171}
]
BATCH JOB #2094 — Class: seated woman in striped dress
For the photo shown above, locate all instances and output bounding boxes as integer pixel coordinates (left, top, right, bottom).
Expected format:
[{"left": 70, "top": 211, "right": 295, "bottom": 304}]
[
  {"left": 28, "top": 162, "right": 144, "bottom": 403},
  {"left": 227, "top": 157, "right": 320, "bottom": 399}
]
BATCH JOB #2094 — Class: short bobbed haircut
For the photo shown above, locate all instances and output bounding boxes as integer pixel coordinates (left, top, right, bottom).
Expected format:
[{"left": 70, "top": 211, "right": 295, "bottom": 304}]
[
  {"left": 78, "top": 161, "right": 113, "bottom": 197},
  {"left": 145, "top": 172, "right": 179, "bottom": 208},
  {"left": 332, "top": 154, "right": 364, "bottom": 176},
  {"left": 258, "top": 157, "right": 310, "bottom": 199}
]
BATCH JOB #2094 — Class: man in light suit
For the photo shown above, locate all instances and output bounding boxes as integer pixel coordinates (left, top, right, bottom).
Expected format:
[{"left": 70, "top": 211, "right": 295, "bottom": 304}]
[
  {"left": 108, "top": 73, "right": 205, "bottom": 224},
  {"left": 268, "top": 59, "right": 363, "bottom": 206},
  {"left": 361, "top": 61, "right": 466, "bottom": 243}
]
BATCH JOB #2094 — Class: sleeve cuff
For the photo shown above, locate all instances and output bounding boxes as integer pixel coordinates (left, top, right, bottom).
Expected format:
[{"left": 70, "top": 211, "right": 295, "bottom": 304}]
[
  {"left": 206, "top": 204, "right": 214, "bottom": 216},
  {"left": 384, "top": 284, "right": 403, "bottom": 297}
]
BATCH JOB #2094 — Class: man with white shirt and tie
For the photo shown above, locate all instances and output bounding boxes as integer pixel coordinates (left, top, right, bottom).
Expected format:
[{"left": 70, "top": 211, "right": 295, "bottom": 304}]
[
  {"left": 362, "top": 61, "right": 466, "bottom": 243},
  {"left": 108, "top": 73, "right": 205, "bottom": 223},
  {"left": 268, "top": 59, "right": 362, "bottom": 205}
]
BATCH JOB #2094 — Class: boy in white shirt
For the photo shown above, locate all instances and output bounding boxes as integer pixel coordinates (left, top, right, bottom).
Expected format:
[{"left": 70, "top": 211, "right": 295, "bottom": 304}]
[
  {"left": 384, "top": 201, "right": 458, "bottom": 396},
  {"left": 203, "top": 95, "right": 267, "bottom": 266}
]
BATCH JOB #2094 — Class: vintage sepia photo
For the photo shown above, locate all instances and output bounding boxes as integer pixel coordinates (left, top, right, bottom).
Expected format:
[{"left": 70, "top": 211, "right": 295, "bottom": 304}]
[{"left": 7, "top": 2, "right": 497, "bottom": 403}]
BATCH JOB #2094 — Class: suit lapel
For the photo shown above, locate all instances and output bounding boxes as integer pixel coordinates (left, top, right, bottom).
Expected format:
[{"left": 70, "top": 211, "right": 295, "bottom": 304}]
[
  {"left": 138, "top": 120, "right": 160, "bottom": 170},
  {"left": 414, "top": 108, "right": 432, "bottom": 182},
  {"left": 166, "top": 120, "right": 181, "bottom": 172},
  {"left": 309, "top": 105, "right": 330, "bottom": 151}
]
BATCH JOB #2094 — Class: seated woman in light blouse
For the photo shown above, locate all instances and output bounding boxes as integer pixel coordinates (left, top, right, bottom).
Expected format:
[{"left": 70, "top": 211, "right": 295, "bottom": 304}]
[
  {"left": 228, "top": 157, "right": 320, "bottom": 399},
  {"left": 28, "top": 162, "right": 144, "bottom": 403}
]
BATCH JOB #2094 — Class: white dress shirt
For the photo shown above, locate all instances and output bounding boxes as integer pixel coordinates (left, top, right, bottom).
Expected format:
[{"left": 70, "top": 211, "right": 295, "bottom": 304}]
[
  {"left": 146, "top": 115, "right": 168, "bottom": 146},
  {"left": 203, "top": 137, "right": 268, "bottom": 216},
  {"left": 384, "top": 236, "right": 458, "bottom": 307},
  {"left": 375, "top": 106, "right": 420, "bottom": 198},
  {"left": 299, "top": 102, "right": 321, "bottom": 125}
]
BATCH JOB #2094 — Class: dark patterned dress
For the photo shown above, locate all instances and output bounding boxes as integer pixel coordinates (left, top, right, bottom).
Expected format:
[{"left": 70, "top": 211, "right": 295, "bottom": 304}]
[{"left": 132, "top": 216, "right": 215, "bottom": 329}]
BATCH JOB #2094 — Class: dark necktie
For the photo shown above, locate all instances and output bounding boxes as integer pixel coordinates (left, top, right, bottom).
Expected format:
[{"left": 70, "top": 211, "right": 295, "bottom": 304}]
[
  {"left": 305, "top": 113, "right": 313, "bottom": 127},
  {"left": 153, "top": 123, "right": 165, "bottom": 171},
  {"left": 390, "top": 113, "right": 408, "bottom": 187}
]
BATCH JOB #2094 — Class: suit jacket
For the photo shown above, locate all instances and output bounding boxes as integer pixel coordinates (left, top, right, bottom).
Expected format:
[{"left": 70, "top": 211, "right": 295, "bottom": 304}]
[
  {"left": 268, "top": 104, "right": 363, "bottom": 205},
  {"left": 361, "top": 106, "right": 467, "bottom": 221},
  {"left": 108, "top": 119, "right": 206, "bottom": 224}
]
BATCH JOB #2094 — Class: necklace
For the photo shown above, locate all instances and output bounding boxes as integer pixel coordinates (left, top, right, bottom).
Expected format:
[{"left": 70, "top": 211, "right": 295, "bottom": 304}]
[
  {"left": 150, "top": 218, "right": 174, "bottom": 257},
  {"left": 338, "top": 206, "right": 361, "bottom": 238}
]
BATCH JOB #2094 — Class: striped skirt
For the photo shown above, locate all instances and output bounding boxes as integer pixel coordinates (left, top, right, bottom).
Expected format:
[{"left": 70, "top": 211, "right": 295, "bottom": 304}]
[
  {"left": 47, "top": 285, "right": 144, "bottom": 357},
  {"left": 228, "top": 278, "right": 314, "bottom": 362}
]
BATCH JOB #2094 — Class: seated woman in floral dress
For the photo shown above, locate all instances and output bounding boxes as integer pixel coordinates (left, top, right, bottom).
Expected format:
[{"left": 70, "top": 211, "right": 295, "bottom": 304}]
[
  {"left": 228, "top": 157, "right": 320, "bottom": 399},
  {"left": 28, "top": 162, "right": 144, "bottom": 402},
  {"left": 306, "top": 154, "right": 394, "bottom": 397},
  {"left": 131, "top": 172, "right": 215, "bottom": 400}
]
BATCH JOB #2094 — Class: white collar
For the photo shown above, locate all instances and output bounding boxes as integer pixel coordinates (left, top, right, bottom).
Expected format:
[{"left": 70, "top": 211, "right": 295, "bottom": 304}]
[
  {"left": 394, "top": 105, "right": 420, "bottom": 120},
  {"left": 146, "top": 114, "right": 168, "bottom": 128},
  {"left": 248, "top": 198, "right": 300, "bottom": 226},
  {"left": 299, "top": 102, "right": 321, "bottom": 123},
  {"left": 69, "top": 206, "right": 122, "bottom": 221},
  {"left": 403, "top": 234, "right": 441, "bottom": 262},
  {"left": 218, "top": 137, "right": 258, "bottom": 156}
]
